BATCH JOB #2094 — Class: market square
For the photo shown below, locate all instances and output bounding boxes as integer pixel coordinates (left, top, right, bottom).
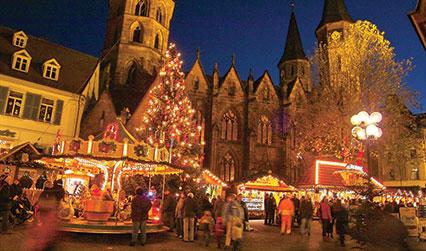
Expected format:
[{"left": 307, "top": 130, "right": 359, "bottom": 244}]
[{"left": 0, "top": 0, "right": 426, "bottom": 250}]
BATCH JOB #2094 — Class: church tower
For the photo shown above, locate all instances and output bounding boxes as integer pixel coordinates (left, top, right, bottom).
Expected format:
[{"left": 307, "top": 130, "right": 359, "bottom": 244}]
[
  {"left": 102, "top": 0, "right": 175, "bottom": 88},
  {"left": 278, "top": 11, "right": 310, "bottom": 98},
  {"left": 315, "top": 0, "right": 354, "bottom": 44}
]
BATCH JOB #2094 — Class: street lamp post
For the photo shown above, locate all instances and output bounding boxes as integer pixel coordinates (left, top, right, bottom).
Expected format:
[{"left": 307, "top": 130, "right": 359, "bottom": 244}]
[{"left": 351, "top": 111, "right": 383, "bottom": 175}]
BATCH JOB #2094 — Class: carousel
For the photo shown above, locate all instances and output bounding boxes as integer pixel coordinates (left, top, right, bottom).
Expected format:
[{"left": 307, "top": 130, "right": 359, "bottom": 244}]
[
  {"left": 238, "top": 172, "right": 296, "bottom": 218},
  {"left": 36, "top": 121, "right": 185, "bottom": 234}
]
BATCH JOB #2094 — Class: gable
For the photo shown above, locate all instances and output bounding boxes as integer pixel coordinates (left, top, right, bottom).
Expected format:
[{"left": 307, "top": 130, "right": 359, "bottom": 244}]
[
  {"left": 254, "top": 72, "right": 279, "bottom": 102},
  {"left": 185, "top": 59, "right": 209, "bottom": 93},
  {"left": 219, "top": 66, "right": 244, "bottom": 97}
]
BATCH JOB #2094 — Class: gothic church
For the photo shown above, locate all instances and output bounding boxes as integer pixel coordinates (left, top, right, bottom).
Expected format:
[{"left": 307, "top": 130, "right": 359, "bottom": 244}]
[{"left": 81, "top": 0, "right": 355, "bottom": 183}]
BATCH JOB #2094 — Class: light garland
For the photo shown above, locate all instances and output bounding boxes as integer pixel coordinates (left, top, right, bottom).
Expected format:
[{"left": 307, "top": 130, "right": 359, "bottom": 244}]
[
  {"left": 74, "top": 157, "right": 109, "bottom": 190},
  {"left": 202, "top": 169, "right": 227, "bottom": 187}
]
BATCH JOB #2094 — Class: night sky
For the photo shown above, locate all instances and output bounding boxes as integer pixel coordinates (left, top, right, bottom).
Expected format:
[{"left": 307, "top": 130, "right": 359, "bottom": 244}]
[{"left": 0, "top": 0, "right": 424, "bottom": 111}]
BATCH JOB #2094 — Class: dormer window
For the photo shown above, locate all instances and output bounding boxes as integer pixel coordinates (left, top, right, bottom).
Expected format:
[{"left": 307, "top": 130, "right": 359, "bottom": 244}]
[
  {"left": 43, "top": 59, "right": 60, "bottom": 81},
  {"left": 12, "top": 31, "right": 28, "bottom": 48},
  {"left": 12, "top": 50, "right": 31, "bottom": 73}
]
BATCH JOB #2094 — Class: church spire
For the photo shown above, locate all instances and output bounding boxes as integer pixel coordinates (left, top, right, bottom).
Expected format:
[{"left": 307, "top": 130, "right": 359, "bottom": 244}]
[
  {"left": 278, "top": 10, "right": 306, "bottom": 66},
  {"left": 316, "top": 0, "right": 354, "bottom": 32}
]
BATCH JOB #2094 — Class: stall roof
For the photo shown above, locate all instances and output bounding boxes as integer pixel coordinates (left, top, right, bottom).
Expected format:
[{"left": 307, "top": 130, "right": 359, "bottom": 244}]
[
  {"left": 239, "top": 173, "right": 295, "bottom": 192},
  {"left": 202, "top": 169, "right": 227, "bottom": 187},
  {"left": 0, "top": 142, "right": 41, "bottom": 163}
]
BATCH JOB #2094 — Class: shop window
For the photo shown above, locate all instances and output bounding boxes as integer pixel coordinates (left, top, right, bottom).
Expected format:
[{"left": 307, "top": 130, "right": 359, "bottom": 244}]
[
  {"left": 43, "top": 59, "right": 60, "bottom": 81},
  {"left": 5, "top": 90, "right": 23, "bottom": 116},
  {"left": 12, "top": 50, "right": 31, "bottom": 73},
  {"left": 221, "top": 110, "right": 238, "bottom": 141},
  {"left": 220, "top": 153, "right": 235, "bottom": 182},
  {"left": 38, "top": 98, "right": 54, "bottom": 122},
  {"left": 12, "top": 31, "right": 28, "bottom": 48},
  {"left": 257, "top": 116, "right": 272, "bottom": 145}
]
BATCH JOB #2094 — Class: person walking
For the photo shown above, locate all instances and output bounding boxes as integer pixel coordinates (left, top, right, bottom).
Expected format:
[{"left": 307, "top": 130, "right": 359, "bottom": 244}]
[
  {"left": 213, "top": 194, "right": 225, "bottom": 219},
  {"left": 162, "top": 190, "right": 176, "bottom": 231},
  {"left": 299, "top": 196, "right": 313, "bottom": 236},
  {"left": 223, "top": 194, "right": 244, "bottom": 251},
  {"left": 267, "top": 194, "right": 276, "bottom": 225},
  {"left": 319, "top": 198, "right": 332, "bottom": 241},
  {"left": 333, "top": 199, "right": 349, "bottom": 247},
  {"left": 199, "top": 210, "right": 215, "bottom": 247},
  {"left": 264, "top": 193, "right": 270, "bottom": 225},
  {"left": 175, "top": 193, "right": 185, "bottom": 238},
  {"left": 237, "top": 194, "right": 250, "bottom": 231},
  {"left": 130, "top": 187, "right": 152, "bottom": 246},
  {"left": 291, "top": 194, "right": 300, "bottom": 227},
  {"left": 0, "top": 175, "right": 13, "bottom": 234},
  {"left": 278, "top": 194, "right": 294, "bottom": 235},
  {"left": 183, "top": 192, "right": 196, "bottom": 242}
]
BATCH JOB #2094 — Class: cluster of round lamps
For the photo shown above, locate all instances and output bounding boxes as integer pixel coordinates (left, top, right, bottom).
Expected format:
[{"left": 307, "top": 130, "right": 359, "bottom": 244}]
[{"left": 351, "top": 111, "right": 383, "bottom": 140}]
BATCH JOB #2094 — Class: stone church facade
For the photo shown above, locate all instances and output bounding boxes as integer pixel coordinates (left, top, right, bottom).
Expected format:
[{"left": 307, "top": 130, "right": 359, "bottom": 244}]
[{"left": 81, "top": 0, "right": 355, "bottom": 183}]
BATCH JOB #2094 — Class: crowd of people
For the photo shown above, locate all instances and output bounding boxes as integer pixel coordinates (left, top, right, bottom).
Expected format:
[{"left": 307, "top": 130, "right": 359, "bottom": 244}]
[
  {"left": 263, "top": 193, "right": 349, "bottom": 247},
  {"left": 130, "top": 189, "right": 249, "bottom": 250}
]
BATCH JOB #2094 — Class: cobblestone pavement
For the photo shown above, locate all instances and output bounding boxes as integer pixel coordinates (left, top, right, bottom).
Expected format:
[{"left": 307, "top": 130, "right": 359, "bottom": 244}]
[{"left": 1, "top": 220, "right": 425, "bottom": 251}]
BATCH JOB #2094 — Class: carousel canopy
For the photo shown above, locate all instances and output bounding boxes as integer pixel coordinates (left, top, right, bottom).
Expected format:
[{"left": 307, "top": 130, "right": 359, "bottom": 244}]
[{"left": 238, "top": 173, "right": 295, "bottom": 192}]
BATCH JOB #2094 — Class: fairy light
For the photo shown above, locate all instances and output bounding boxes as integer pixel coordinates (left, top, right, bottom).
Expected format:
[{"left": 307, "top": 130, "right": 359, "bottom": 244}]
[{"left": 74, "top": 157, "right": 109, "bottom": 190}]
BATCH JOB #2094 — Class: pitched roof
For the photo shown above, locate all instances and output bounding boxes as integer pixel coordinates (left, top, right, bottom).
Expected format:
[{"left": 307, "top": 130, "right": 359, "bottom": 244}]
[
  {"left": 316, "top": 0, "right": 354, "bottom": 31},
  {"left": 0, "top": 26, "right": 98, "bottom": 94},
  {"left": 279, "top": 12, "right": 307, "bottom": 65}
]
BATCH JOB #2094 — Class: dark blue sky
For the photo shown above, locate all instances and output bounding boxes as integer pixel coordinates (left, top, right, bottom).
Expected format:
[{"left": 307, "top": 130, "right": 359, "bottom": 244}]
[{"left": 0, "top": 0, "right": 424, "bottom": 111}]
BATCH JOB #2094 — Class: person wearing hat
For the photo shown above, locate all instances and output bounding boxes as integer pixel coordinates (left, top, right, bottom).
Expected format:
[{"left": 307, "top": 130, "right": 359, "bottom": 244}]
[
  {"left": 183, "top": 192, "right": 196, "bottom": 242},
  {"left": 130, "top": 186, "right": 152, "bottom": 246}
]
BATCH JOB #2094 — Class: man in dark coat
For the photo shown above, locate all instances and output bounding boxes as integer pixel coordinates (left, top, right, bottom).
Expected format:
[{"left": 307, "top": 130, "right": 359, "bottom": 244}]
[
  {"left": 19, "top": 172, "right": 33, "bottom": 189},
  {"left": 162, "top": 190, "right": 176, "bottom": 230},
  {"left": 10, "top": 179, "right": 23, "bottom": 199},
  {"left": 183, "top": 192, "right": 196, "bottom": 242},
  {"left": 130, "top": 187, "right": 152, "bottom": 246},
  {"left": 299, "top": 196, "right": 314, "bottom": 235},
  {"left": 332, "top": 199, "right": 348, "bottom": 247},
  {"left": 267, "top": 193, "right": 276, "bottom": 225},
  {"left": 0, "top": 175, "right": 13, "bottom": 233},
  {"left": 264, "top": 193, "right": 270, "bottom": 225},
  {"left": 35, "top": 173, "right": 47, "bottom": 189}
]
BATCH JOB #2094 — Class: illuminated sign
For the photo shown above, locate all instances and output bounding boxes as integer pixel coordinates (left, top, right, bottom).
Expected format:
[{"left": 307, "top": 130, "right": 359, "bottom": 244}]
[{"left": 345, "top": 164, "right": 364, "bottom": 172}]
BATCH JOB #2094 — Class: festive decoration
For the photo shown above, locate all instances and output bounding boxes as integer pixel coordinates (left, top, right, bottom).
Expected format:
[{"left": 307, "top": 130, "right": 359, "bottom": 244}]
[
  {"left": 103, "top": 122, "right": 120, "bottom": 141},
  {"left": 52, "top": 129, "right": 63, "bottom": 154},
  {"left": 98, "top": 141, "right": 117, "bottom": 153},
  {"left": 239, "top": 174, "right": 295, "bottom": 192},
  {"left": 134, "top": 144, "right": 149, "bottom": 157},
  {"left": 69, "top": 139, "right": 81, "bottom": 152},
  {"left": 139, "top": 43, "right": 202, "bottom": 168}
]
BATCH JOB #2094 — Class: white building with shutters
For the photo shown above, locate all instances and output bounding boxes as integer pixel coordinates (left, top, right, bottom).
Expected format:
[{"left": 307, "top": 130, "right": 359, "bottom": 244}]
[{"left": 0, "top": 27, "right": 99, "bottom": 151}]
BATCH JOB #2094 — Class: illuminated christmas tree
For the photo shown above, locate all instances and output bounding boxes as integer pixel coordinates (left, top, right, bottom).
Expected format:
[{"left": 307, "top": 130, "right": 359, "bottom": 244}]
[{"left": 140, "top": 43, "right": 202, "bottom": 167}]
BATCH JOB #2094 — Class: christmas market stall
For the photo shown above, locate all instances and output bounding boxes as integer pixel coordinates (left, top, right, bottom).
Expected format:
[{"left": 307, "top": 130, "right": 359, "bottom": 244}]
[
  {"left": 296, "top": 159, "right": 385, "bottom": 203},
  {"left": 200, "top": 169, "right": 227, "bottom": 198},
  {"left": 237, "top": 172, "right": 296, "bottom": 218},
  {"left": 36, "top": 120, "right": 185, "bottom": 234}
]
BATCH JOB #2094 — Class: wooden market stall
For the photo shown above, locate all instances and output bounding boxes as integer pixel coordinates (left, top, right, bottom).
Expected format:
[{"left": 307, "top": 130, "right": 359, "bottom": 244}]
[
  {"left": 237, "top": 172, "right": 295, "bottom": 218},
  {"left": 201, "top": 169, "right": 227, "bottom": 198}
]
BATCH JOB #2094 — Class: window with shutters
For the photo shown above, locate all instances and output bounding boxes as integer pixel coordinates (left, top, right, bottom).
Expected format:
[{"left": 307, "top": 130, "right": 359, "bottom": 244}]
[
  {"left": 12, "top": 31, "right": 28, "bottom": 48},
  {"left": 12, "top": 50, "right": 31, "bottom": 73},
  {"left": 53, "top": 99, "right": 64, "bottom": 125},
  {"left": 38, "top": 98, "right": 54, "bottom": 122},
  {"left": 5, "top": 90, "right": 23, "bottom": 116},
  {"left": 221, "top": 110, "right": 238, "bottom": 141},
  {"left": 43, "top": 59, "right": 60, "bottom": 81},
  {"left": 220, "top": 153, "right": 235, "bottom": 182}
]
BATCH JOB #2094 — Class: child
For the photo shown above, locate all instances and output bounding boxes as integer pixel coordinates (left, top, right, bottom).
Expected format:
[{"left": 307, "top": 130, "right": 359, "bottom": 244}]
[
  {"left": 199, "top": 210, "right": 214, "bottom": 247},
  {"left": 214, "top": 216, "right": 225, "bottom": 248}
]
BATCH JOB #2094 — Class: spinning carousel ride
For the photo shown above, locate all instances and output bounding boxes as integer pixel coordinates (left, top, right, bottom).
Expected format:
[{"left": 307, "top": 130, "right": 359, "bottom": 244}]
[{"left": 37, "top": 121, "right": 184, "bottom": 234}]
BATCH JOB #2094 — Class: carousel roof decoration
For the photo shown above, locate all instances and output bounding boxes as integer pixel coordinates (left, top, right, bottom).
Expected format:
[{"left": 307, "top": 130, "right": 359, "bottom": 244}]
[
  {"left": 238, "top": 171, "right": 295, "bottom": 192},
  {"left": 296, "top": 159, "right": 384, "bottom": 190},
  {"left": 38, "top": 120, "right": 185, "bottom": 191},
  {"left": 202, "top": 169, "right": 227, "bottom": 187}
]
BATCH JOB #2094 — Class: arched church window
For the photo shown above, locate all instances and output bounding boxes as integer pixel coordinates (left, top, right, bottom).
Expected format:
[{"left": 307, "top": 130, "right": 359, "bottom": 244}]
[
  {"left": 193, "top": 76, "right": 199, "bottom": 91},
  {"left": 126, "top": 63, "right": 137, "bottom": 85},
  {"left": 257, "top": 115, "right": 272, "bottom": 145},
  {"left": 135, "top": 0, "right": 149, "bottom": 16},
  {"left": 221, "top": 110, "right": 238, "bottom": 141},
  {"left": 220, "top": 153, "right": 235, "bottom": 182},
  {"left": 156, "top": 8, "right": 164, "bottom": 25},
  {"left": 228, "top": 82, "right": 236, "bottom": 96},
  {"left": 195, "top": 110, "right": 205, "bottom": 143},
  {"left": 132, "top": 26, "right": 142, "bottom": 43},
  {"left": 262, "top": 87, "right": 270, "bottom": 101},
  {"left": 154, "top": 33, "right": 161, "bottom": 50}
]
